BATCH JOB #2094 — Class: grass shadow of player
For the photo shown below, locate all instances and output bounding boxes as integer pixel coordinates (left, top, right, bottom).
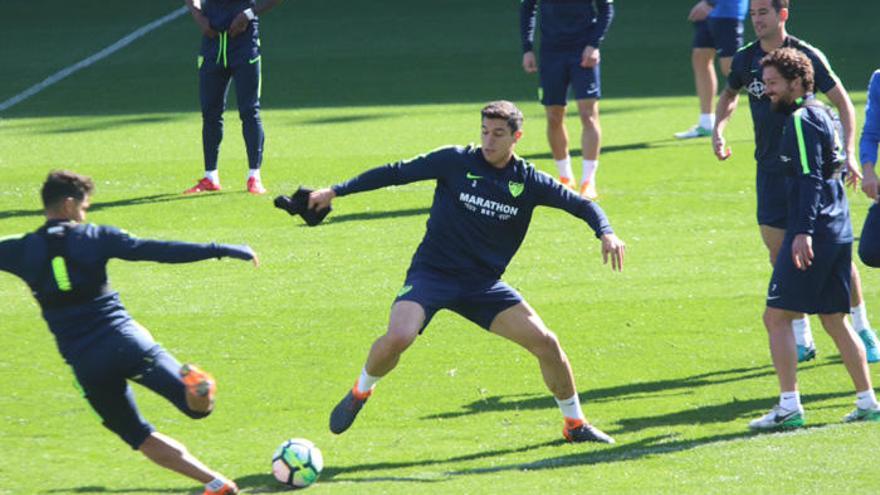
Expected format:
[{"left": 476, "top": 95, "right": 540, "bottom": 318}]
[
  {"left": 294, "top": 206, "right": 431, "bottom": 227},
  {"left": 41, "top": 115, "right": 181, "bottom": 135},
  {"left": 0, "top": 191, "right": 228, "bottom": 221},
  {"left": 43, "top": 486, "right": 183, "bottom": 494},
  {"left": 424, "top": 360, "right": 843, "bottom": 422}
]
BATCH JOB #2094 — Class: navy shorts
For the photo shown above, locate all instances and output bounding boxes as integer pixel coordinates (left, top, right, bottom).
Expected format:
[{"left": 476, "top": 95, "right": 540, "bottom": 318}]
[
  {"left": 756, "top": 170, "right": 789, "bottom": 228},
  {"left": 767, "top": 238, "right": 852, "bottom": 314},
  {"left": 69, "top": 322, "right": 204, "bottom": 449},
  {"left": 859, "top": 202, "right": 880, "bottom": 267},
  {"left": 539, "top": 48, "right": 601, "bottom": 106},
  {"left": 394, "top": 268, "right": 523, "bottom": 332},
  {"left": 692, "top": 18, "right": 745, "bottom": 57}
]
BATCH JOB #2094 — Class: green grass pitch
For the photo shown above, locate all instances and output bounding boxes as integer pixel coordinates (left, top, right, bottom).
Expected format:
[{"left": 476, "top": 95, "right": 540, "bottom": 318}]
[{"left": 1, "top": 1, "right": 880, "bottom": 493}]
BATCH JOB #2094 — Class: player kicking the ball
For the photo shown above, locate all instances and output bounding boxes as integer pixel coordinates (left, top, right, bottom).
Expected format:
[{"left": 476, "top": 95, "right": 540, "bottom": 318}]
[
  {"left": 0, "top": 171, "right": 258, "bottom": 494},
  {"left": 307, "top": 101, "right": 626, "bottom": 443}
]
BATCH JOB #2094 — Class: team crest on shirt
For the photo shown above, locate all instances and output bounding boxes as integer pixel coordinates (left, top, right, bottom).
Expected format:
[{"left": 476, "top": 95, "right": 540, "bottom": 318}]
[
  {"left": 747, "top": 78, "right": 766, "bottom": 98},
  {"left": 508, "top": 181, "right": 524, "bottom": 198}
]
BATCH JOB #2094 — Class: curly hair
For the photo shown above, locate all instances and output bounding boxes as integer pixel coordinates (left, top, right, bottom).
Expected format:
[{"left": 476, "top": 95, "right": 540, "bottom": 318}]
[{"left": 760, "top": 47, "right": 814, "bottom": 93}]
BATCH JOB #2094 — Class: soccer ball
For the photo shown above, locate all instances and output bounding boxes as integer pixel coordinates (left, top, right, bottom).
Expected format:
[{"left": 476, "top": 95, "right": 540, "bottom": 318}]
[{"left": 271, "top": 438, "right": 324, "bottom": 489}]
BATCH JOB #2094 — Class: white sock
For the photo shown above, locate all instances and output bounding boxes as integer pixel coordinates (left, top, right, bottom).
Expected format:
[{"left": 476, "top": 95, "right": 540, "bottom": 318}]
[
  {"left": 248, "top": 168, "right": 261, "bottom": 180},
  {"left": 356, "top": 368, "right": 379, "bottom": 395},
  {"left": 792, "top": 317, "right": 814, "bottom": 347},
  {"left": 555, "top": 393, "right": 585, "bottom": 421},
  {"left": 582, "top": 159, "right": 598, "bottom": 184},
  {"left": 779, "top": 391, "right": 801, "bottom": 411},
  {"left": 206, "top": 478, "right": 227, "bottom": 491},
  {"left": 857, "top": 389, "right": 879, "bottom": 409},
  {"left": 554, "top": 156, "right": 573, "bottom": 180},
  {"left": 851, "top": 303, "right": 871, "bottom": 332},
  {"left": 699, "top": 113, "right": 715, "bottom": 129},
  {"left": 205, "top": 170, "right": 220, "bottom": 183}
]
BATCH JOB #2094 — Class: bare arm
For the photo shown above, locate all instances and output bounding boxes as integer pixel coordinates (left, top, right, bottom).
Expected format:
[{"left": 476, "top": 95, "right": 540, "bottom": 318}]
[
  {"left": 184, "top": 0, "right": 217, "bottom": 38},
  {"left": 712, "top": 85, "right": 739, "bottom": 160},
  {"left": 825, "top": 84, "right": 861, "bottom": 188},
  {"left": 230, "top": 0, "right": 283, "bottom": 37}
]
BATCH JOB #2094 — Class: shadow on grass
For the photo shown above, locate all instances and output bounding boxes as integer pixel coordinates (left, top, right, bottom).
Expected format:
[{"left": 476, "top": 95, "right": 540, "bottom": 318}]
[
  {"left": 424, "top": 360, "right": 841, "bottom": 421},
  {"left": 43, "top": 486, "right": 184, "bottom": 494},
  {"left": 0, "top": 191, "right": 231, "bottom": 220},
  {"left": 283, "top": 206, "right": 431, "bottom": 227}
]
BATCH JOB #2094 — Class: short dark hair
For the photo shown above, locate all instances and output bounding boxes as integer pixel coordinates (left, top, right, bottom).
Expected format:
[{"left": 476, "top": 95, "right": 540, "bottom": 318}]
[
  {"left": 771, "top": 0, "right": 789, "bottom": 12},
  {"left": 761, "top": 47, "right": 814, "bottom": 93},
  {"left": 481, "top": 100, "right": 524, "bottom": 133},
  {"left": 41, "top": 170, "right": 95, "bottom": 209}
]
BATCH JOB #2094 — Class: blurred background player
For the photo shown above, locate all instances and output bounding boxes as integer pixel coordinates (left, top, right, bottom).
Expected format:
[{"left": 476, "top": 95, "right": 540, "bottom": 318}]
[
  {"left": 183, "top": 0, "right": 282, "bottom": 195},
  {"left": 307, "top": 101, "right": 626, "bottom": 443},
  {"left": 0, "top": 171, "right": 259, "bottom": 494},
  {"left": 859, "top": 69, "right": 880, "bottom": 267},
  {"left": 675, "top": 0, "right": 749, "bottom": 139},
  {"left": 711, "top": 0, "right": 879, "bottom": 363},
  {"left": 749, "top": 49, "right": 879, "bottom": 430},
  {"left": 520, "top": 0, "right": 614, "bottom": 199}
]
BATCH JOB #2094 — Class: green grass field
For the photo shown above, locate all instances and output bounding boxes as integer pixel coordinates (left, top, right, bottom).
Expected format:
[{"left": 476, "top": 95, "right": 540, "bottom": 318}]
[{"left": 2, "top": 1, "right": 880, "bottom": 493}]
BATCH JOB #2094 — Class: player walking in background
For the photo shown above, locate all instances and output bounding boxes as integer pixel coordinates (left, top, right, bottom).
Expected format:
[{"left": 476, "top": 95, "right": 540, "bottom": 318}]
[
  {"left": 0, "top": 171, "right": 259, "bottom": 495},
  {"left": 858, "top": 69, "right": 880, "bottom": 267},
  {"left": 674, "top": 0, "right": 748, "bottom": 139},
  {"left": 749, "top": 49, "right": 879, "bottom": 430},
  {"left": 711, "top": 0, "right": 879, "bottom": 363},
  {"left": 183, "top": 0, "right": 282, "bottom": 195},
  {"left": 520, "top": 0, "right": 614, "bottom": 199},
  {"left": 307, "top": 101, "right": 626, "bottom": 443}
]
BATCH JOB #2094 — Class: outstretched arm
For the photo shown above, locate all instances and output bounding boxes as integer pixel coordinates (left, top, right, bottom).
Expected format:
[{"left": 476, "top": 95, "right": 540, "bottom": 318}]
[
  {"left": 101, "top": 227, "right": 258, "bottom": 266},
  {"left": 308, "top": 147, "right": 453, "bottom": 210},
  {"left": 860, "top": 71, "right": 880, "bottom": 200}
]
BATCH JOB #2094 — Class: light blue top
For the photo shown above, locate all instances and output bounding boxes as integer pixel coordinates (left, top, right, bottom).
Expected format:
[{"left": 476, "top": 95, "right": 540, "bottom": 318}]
[
  {"left": 860, "top": 70, "right": 880, "bottom": 167},
  {"left": 709, "top": 0, "right": 748, "bottom": 20}
]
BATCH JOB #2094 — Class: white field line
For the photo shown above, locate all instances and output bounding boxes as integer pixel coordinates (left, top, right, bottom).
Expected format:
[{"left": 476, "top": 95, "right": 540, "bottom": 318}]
[{"left": 0, "top": 6, "right": 188, "bottom": 113}]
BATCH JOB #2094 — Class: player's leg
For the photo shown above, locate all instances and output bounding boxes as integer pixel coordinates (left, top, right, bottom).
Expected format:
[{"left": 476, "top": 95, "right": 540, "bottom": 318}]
[
  {"left": 718, "top": 56, "right": 733, "bottom": 77},
  {"left": 232, "top": 54, "right": 266, "bottom": 194},
  {"left": 539, "top": 50, "right": 575, "bottom": 189},
  {"left": 488, "top": 301, "right": 613, "bottom": 443},
  {"left": 676, "top": 20, "right": 716, "bottom": 139},
  {"left": 859, "top": 203, "right": 880, "bottom": 267},
  {"left": 758, "top": 172, "right": 816, "bottom": 362},
  {"left": 849, "top": 262, "right": 880, "bottom": 362},
  {"left": 74, "top": 354, "right": 236, "bottom": 493},
  {"left": 133, "top": 345, "right": 216, "bottom": 418},
  {"left": 330, "top": 299, "right": 430, "bottom": 435},
  {"left": 749, "top": 306, "right": 805, "bottom": 430},
  {"left": 186, "top": 60, "right": 231, "bottom": 194},
  {"left": 576, "top": 98, "right": 601, "bottom": 199}
]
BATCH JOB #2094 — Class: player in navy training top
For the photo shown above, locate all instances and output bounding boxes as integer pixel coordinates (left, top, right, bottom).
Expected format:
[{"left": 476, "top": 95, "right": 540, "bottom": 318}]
[
  {"left": 183, "top": 0, "right": 282, "bottom": 196},
  {"left": 0, "top": 171, "right": 258, "bottom": 495},
  {"left": 858, "top": 70, "right": 880, "bottom": 267},
  {"left": 748, "top": 49, "right": 880, "bottom": 430},
  {"left": 675, "top": 0, "right": 748, "bottom": 139},
  {"left": 711, "top": 0, "right": 878, "bottom": 364},
  {"left": 520, "top": 0, "right": 614, "bottom": 199},
  {"left": 308, "top": 101, "right": 626, "bottom": 443}
]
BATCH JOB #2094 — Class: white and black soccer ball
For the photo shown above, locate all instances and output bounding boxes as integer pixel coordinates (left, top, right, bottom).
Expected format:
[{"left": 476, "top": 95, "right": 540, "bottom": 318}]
[{"left": 271, "top": 438, "right": 324, "bottom": 489}]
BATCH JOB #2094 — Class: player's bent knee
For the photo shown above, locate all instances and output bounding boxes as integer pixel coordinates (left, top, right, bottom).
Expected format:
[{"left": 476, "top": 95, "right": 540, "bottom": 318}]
[{"left": 859, "top": 242, "right": 880, "bottom": 268}]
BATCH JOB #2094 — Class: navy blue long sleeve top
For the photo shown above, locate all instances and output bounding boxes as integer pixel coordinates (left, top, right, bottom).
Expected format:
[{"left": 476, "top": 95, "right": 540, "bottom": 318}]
[
  {"left": 778, "top": 98, "right": 852, "bottom": 243},
  {"left": 0, "top": 220, "right": 252, "bottom": 361},
  {"left": 331, "top": 145, "right": 613, "bottom": 280}
]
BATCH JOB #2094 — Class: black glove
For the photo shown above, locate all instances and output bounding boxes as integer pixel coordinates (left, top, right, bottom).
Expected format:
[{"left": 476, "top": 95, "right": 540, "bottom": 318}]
[{"left": 274, "top": 187, "right": 331, "bottom": 226}]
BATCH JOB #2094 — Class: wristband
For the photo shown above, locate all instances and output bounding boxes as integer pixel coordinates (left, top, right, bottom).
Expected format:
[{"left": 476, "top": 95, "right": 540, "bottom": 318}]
[{"left": 243, "top": 8, "right": 255, "bottom": 20}]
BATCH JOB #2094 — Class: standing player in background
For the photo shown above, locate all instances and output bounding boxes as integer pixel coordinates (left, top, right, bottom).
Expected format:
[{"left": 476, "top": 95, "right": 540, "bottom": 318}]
[
  {"left": 520, "top": 0, "right": 614, "bottom": 199},
  {"left": 711, "top": 0, "right": 879, "bottom": 363},
  {"left": 675, "top": 0, "right": 748, "bottom": 139},
  {"left": 0, "top": 171, "right": 259, "bottom": 495},
  {"left": 858, "top": 70, "right": 880, "bottom": 267},
  {"left": 308, "top": 101, "right": 626, "bottom": 443},
  {"left": 749, "top": 49, "right": 879, "bottom": 430},
  {"left": 183, "top": 0, "right": 282, "bottom": 195}
]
